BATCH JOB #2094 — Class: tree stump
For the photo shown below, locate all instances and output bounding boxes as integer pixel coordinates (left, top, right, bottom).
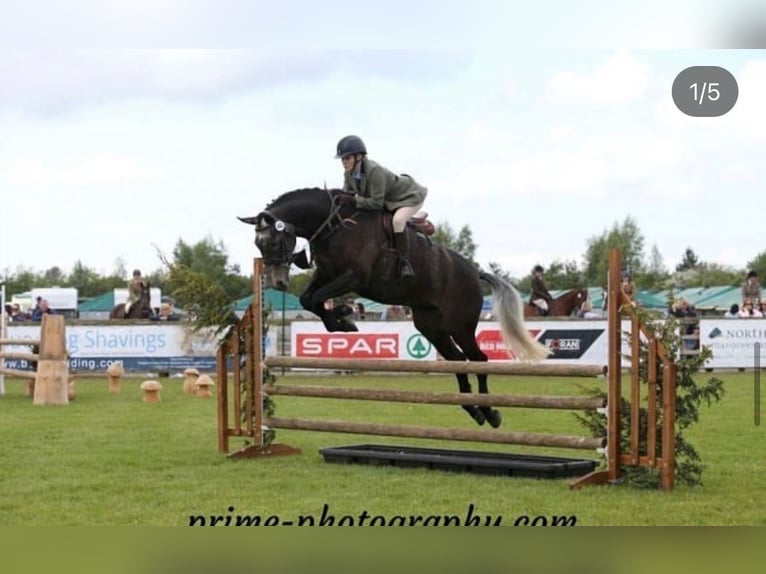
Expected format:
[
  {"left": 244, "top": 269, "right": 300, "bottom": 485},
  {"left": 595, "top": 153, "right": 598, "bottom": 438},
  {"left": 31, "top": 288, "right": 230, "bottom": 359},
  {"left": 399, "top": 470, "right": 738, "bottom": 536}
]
[{"left": 33, "top": 315, "right": 69, "bottom": 406}]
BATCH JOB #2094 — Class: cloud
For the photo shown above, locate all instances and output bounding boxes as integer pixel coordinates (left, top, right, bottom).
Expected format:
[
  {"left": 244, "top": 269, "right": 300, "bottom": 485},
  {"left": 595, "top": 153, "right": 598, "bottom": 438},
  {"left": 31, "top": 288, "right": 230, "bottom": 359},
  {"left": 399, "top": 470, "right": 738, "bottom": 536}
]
[
  {"left": 9, "top": 154, "right": 157, "bottom": 186},
  {"left": 546, "top": 50, "right": 651, "bottom": 103},
  {"left": 0, "top": 50, "right": 470, "bottom": 116}
]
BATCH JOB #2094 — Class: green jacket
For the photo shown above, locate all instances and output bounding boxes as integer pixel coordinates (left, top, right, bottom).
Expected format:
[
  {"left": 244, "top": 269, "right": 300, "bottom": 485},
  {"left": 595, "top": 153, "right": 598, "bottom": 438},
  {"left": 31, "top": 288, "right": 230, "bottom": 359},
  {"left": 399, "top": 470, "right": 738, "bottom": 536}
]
[{"left": 343, "top": 158, "right": 427, "bottom": 211}]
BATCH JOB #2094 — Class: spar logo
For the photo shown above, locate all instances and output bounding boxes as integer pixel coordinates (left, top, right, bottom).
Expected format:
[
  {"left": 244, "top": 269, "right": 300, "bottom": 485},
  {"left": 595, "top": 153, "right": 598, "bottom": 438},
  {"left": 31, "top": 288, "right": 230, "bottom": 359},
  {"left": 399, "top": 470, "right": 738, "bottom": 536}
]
[{"left": 296, "top": 334, "right": 399, "bottom": 358}]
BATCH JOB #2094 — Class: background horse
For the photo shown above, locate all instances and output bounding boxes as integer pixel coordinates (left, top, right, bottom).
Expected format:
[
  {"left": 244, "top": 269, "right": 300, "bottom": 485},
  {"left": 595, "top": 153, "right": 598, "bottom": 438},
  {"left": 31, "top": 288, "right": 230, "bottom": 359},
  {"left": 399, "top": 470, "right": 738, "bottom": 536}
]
[
  {"left": 110, "top": 281, "right": 153, "bottom": 319},
  {"left": 239, "top": 188, "right": 549, "bottom": 429},
  {"left": 523, "top": 288, "right": 589, "bottom": 318}
]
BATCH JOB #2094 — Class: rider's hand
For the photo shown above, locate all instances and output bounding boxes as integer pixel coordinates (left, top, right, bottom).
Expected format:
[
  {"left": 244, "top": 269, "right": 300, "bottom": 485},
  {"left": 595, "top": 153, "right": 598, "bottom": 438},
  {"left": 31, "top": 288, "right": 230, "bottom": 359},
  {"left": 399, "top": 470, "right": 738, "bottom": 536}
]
[{"left": 337, "top": 193, "right": 356, "bottom": 206}]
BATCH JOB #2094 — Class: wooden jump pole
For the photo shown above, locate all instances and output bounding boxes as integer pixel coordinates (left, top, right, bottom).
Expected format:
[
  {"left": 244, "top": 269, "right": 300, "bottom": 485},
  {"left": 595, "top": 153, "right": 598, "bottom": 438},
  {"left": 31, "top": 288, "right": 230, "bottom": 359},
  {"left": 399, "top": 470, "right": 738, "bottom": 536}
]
[
  {"left": 0, "top": 338, "right": 42, "bottom": 346},
  {"left": 0, "top": 367, "right": 38, "bottom": 379},
  {"left": 266, "top": 384, "right": 604, "bottom": 410},
  {"left": 265, "top": 356, "right": 606, "bottom": 378},
  {"left": 265, "top": 416, "right": 605, "bottom": 451},
  {"left": 0, "top": 351, "right": 40, "bottom": 362}
]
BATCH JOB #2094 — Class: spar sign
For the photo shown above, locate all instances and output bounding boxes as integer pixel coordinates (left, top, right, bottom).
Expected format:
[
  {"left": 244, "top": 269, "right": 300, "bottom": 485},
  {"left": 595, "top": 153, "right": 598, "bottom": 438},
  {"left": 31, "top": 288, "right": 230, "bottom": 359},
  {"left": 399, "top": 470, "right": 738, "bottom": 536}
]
[
  {"left": 291, "top": 322, "right": 437, "bottom": 360},
  {"left": 296, "top": 334, "right": 399, "bottom": 358}
]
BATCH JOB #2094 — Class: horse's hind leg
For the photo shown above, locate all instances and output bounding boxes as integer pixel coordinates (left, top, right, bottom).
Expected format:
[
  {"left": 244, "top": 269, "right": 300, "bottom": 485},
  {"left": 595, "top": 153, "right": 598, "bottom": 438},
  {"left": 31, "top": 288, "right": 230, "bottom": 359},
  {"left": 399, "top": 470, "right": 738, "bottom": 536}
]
[
  {"left": 453, "top": 333, "right": 502, "bottom": 429},
  {"left": 412, "top": 313, "right": 487, "bottom": 426}
]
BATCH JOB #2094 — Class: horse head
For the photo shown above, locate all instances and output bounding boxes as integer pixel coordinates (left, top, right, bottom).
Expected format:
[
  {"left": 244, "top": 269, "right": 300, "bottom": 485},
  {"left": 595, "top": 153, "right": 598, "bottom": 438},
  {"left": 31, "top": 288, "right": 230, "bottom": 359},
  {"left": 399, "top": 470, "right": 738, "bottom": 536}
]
[{"left": 238, "top": 211, "right": 297, "bottom": 291}]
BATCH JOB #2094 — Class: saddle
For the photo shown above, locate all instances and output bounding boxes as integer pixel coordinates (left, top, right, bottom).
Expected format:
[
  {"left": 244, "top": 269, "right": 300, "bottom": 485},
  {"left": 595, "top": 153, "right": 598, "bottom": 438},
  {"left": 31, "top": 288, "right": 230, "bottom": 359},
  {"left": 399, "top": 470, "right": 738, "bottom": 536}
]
[{"left": 381, "top": 211, "right": 436, "bottom": 238}]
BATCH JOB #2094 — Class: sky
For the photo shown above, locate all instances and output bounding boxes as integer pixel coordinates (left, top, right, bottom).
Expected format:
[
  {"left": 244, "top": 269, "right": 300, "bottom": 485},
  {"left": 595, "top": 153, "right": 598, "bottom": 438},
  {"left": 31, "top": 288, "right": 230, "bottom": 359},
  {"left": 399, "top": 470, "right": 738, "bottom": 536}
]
[{"left": 1, "top": 1, "right": 765, "bottom": 283}]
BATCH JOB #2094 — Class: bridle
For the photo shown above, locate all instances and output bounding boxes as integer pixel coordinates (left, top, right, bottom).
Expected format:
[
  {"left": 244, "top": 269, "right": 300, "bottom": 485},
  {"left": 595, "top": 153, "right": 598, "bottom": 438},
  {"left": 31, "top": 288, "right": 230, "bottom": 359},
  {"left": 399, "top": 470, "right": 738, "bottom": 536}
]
[{"left": 257, "top": 189, "right": 353, "bottom": 268}]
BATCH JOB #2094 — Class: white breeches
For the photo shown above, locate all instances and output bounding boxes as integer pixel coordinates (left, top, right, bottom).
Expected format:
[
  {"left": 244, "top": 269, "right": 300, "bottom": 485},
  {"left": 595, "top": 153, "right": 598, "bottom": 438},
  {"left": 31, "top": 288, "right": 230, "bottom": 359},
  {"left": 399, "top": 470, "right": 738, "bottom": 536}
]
[{"left": 393, "top": 202, "right": 425, "bottom": 233}]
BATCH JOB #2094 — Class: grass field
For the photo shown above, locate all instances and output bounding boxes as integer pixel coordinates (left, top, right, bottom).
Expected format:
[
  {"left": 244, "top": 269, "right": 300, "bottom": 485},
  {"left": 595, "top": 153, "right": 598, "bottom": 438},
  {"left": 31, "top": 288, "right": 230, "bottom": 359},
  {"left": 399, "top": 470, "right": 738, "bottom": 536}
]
[{"left": 0, "top": 370, "right": 763, "bottom": 526}]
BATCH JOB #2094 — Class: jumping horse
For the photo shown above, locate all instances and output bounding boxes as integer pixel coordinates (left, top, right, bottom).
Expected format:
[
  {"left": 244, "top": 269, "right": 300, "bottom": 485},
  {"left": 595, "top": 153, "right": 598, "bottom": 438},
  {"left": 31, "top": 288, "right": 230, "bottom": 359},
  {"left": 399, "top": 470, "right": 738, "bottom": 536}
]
[
  {"left": 110, "top": 281, "right": 153, "bottom": 319},
  {"left": 239, "top": 188, "right": 549, "bottom": 429},
  {"left": 524, "top": 288, "right": 589, "bottom": 319}
]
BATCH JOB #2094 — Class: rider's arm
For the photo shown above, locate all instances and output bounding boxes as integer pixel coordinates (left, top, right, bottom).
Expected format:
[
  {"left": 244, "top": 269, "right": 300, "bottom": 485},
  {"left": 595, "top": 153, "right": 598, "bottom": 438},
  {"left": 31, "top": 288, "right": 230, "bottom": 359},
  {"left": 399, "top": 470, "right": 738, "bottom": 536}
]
[{"left": 354, "top": 164, "right": 386, "bottom": 210}]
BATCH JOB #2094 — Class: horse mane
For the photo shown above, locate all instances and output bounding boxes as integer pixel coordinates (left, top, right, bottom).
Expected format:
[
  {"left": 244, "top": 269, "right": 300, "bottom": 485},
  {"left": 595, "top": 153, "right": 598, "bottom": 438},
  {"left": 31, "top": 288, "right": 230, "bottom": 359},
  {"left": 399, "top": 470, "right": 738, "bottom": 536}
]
[{"left": 264, "top": 187, "right": 343, "bottom": 211}]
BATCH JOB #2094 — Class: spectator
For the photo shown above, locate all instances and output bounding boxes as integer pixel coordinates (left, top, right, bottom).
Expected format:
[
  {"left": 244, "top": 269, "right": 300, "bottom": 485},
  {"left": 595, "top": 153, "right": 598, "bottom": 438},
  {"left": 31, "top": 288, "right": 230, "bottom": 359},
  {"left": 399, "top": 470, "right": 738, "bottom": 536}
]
[
  {"left": 152, "top": 302, "right": 179, "bottom": 321},
  {"left": 30, "top": 299, "right": 54, "bottom": 321},
  {"left": 669, "top": 298, "right": 698, "bottom": 351},
  {"left": 620, "top": 271, "right": 636, "bottom": 301},
  {"left": 30, "top": 296, "right": 42, "bottom": 316},
  {"left": 724, "top": 303, "right": 740, "bottom": 318},
  {"left": 9, "top": 303, "right": 27, "bottom": 322},
  {"left": 530, "top": 264, "right": 553, "bottom": 316},
  {"left": 742, "top": 270, "right": 761, "bottom": 306},
  {"left": 577, "top": 299, "right": 600, "bottom": 319},
  {"left": 739, "top": 298, "right": 763, "bottom": 318}
]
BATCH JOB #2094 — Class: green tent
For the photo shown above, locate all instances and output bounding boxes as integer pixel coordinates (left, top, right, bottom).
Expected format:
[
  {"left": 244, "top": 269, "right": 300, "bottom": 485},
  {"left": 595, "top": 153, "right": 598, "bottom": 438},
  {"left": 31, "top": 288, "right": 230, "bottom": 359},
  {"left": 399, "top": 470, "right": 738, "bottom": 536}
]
[
  {"left": 77, "top": 291, "right": 116, "bottom": 312},
  {"left": 234, "top": 290, "right": 303, "bottom": 312}
]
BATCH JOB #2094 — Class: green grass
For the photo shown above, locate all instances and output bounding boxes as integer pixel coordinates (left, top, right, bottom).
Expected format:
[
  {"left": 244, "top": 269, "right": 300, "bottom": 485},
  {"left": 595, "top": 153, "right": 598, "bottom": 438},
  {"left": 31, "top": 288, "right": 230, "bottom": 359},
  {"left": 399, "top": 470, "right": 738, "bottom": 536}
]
[{"left": 0, "top": 371, "right": 763, "bottom": 526}]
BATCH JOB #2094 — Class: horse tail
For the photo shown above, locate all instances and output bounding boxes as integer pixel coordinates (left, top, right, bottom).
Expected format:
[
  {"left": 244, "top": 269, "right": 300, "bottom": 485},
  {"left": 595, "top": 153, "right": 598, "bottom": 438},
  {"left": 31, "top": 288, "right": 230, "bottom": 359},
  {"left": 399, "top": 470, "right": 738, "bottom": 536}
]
[{"left": 479, "top": 271, "right": 551, "bottom": 362}]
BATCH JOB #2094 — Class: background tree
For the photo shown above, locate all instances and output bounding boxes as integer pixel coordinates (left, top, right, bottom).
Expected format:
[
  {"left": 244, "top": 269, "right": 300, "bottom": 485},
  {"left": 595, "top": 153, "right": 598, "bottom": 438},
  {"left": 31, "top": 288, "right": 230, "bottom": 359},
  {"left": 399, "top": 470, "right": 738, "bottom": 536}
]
[
  {"left": 745, "top": 250, "right": 766, "bottom": 282},
  {"left": 676, "top": 247, "right": 700, "bottom": 272},
  {"left": 166, "top": 236, "right": 251, "bottom": 307},
  {"left": 432, "top": 221, "right": 478, "bottom": 265},
  {"left": 636, "top": 244, "right": 671, "bottom": 289},
  {"left": 583, "top": 216, "right": 646, "bottom": 287}
]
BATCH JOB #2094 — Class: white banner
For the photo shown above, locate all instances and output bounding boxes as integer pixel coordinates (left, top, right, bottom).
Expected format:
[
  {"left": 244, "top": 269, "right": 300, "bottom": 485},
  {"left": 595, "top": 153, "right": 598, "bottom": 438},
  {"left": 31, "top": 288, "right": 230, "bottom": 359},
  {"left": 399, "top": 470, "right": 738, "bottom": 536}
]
[
  {"left": 699, "top": 318, "right": 766, "bottom": 368},
  {"left": 290, "top": 320, "right": 614, "bottom": 364},
  {"left": 3, "top": 323, "right": 276, "bottom": 372}
]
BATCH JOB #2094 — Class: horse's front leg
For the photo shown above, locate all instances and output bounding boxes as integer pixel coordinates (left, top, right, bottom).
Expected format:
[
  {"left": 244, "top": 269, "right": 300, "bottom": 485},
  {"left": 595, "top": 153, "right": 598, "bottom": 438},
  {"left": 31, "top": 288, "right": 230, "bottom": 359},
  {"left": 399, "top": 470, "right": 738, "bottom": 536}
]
[{"left": 300, "top": 270, "right": 359, "bottom": 332}]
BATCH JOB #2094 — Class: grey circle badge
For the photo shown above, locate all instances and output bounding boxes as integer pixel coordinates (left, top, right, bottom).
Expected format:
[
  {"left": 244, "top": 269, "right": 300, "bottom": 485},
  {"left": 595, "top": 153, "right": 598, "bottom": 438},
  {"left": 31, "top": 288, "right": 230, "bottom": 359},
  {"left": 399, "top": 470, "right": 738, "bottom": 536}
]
[{"left": 672, "top": 66, "right": 738, "bottom": 117}]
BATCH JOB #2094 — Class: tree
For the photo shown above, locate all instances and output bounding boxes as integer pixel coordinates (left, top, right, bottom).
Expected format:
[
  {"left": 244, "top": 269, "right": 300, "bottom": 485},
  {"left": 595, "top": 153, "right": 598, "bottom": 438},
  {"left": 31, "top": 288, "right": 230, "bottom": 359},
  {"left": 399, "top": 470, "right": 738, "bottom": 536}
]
[
  {"left": 583, "top": 216, "right": 646, "bottom": 287},
  {"left": 745, "top": 251, "right": 766, "bottom": 282},
  {"left": 42, "top": 266, "right": 66, "bottom": 286},
  {"left": 676, "top": 247, "right": 699, "bottom": 272},
  {"left": 432, "top": 221, "right": 478, "bottom": 264},
  {"left": 165, "top": 236, "right": 251, "bottom": 307},
  {"left": 638, "top": 244, "right": 671, "bottom": 289}
]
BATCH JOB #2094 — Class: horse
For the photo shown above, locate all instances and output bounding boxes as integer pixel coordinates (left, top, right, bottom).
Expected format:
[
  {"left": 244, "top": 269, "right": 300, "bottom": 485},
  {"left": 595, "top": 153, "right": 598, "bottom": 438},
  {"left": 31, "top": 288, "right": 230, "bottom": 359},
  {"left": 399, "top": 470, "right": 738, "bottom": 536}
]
[
  {"left": 239, "top": 187, "right": 549, "bottom": 429},
  {"left": 110, "top": 281, "right": 153, "bottom": 319},
  {"left": 523, "top": 288, "right": 589, "bottom": 319}
]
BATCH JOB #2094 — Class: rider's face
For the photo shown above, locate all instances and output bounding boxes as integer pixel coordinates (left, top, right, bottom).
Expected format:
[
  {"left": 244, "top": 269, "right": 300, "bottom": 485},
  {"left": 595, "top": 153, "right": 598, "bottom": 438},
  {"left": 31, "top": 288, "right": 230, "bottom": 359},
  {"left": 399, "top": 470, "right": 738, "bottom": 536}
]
[{"left": 340, "top": 155, "right": 356, "bottom": 172}]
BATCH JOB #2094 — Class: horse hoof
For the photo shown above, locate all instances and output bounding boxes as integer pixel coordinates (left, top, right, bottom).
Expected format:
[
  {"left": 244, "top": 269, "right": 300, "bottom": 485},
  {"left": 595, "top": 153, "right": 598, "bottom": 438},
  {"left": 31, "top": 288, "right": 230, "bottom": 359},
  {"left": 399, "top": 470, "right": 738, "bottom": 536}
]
[
  {"left": 464, "top": 405, "right": 486, "bottom": 426},
  {"left": 485, "top": 409, "right": 502, "bottom": 429}
]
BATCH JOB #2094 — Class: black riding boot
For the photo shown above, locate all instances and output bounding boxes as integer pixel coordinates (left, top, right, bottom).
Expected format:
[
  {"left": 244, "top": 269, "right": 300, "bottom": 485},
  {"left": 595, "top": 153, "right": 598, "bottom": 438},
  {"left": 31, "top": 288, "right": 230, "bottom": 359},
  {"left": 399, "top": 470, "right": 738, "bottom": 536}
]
[{"left": 394, "top": 231, "right": 415, "bottom": 279}]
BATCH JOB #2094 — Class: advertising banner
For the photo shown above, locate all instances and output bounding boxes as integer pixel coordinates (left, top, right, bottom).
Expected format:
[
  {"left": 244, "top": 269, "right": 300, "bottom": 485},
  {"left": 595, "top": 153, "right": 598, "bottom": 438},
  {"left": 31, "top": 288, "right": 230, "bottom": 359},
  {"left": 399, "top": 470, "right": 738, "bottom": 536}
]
[
  {"left": 291, "top": 321, "right": 614, "bottom": 365},
  {"left": 699, "top": 318, "right": 766, "bottom": 368},
  {"left": 1, "top": 323, "right": 275, "bottom": 373}
]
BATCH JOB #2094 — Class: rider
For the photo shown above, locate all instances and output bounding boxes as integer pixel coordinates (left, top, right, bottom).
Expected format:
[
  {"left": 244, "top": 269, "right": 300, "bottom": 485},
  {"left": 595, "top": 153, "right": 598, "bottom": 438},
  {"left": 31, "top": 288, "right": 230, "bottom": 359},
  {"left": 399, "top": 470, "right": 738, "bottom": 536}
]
[
  {"left": 334, "top": 135, "right": 428, "bottom": 280},
  {"left": 530, "top": 264, "right": 553, "bottom": 316},
  {"left": 125, "top": 269, "right": 144, "bottom": 315}
]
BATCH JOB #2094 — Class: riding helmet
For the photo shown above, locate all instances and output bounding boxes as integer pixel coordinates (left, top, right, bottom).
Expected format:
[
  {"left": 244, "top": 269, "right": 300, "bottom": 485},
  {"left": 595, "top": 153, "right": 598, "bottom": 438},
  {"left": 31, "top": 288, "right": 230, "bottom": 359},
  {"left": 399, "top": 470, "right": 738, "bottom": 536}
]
[
  {"left": 533, "top": 264, "right": 544, "bottom": 273},
  {"left": 335, "top": 135, "right": 367, "bottom": 158}
]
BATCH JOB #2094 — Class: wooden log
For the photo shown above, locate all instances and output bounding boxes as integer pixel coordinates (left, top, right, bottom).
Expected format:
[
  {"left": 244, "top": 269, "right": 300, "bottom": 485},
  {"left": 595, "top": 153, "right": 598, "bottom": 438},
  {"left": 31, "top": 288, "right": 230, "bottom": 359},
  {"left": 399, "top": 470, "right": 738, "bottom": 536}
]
[
  {"left": 0, "top": 338, "right": 41, "bottom": 346},
  {"left": 0, "top": 367, "right": 37, "bottom": 378},
  {"left": 32, "top": 315, "right": 69, "bottom": 406},
  {"left": 265, "top": 416, "right": 606, "bottom": 450},
  {"left": 266, "top": 384, "right": 604, "bottom": 410},
  {"left": 264, "top": 357, "right": 606, "bottom": 378},
  {"left": 0, "top": 352, "right": 40, "bottom": 361}
]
